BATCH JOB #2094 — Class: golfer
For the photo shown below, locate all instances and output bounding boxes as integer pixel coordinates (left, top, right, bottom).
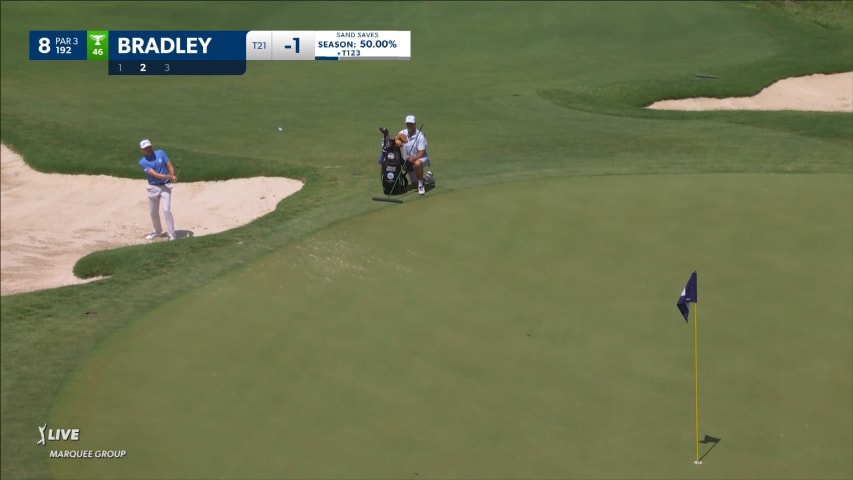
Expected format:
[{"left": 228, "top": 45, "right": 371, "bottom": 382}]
[
  {"left": 397, "top": 115, "right": 430, "bottom": 195},
  {"left": 138, "top": 139, "right": 177, "bottom": 241}
]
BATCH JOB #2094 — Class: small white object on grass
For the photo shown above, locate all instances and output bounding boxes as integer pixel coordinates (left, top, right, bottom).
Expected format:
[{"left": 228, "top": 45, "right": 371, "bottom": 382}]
[{"left": 278, "top": 127, "right": 283, "bottom": 131}]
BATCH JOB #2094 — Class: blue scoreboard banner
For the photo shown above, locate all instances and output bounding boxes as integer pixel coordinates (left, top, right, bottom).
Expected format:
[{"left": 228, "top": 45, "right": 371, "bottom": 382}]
[
  {"left": 108, "top": 30, "right": 247, "bottom": 75},
  {"left": 29, "top": 31, "right": 89, "bottom": 60},
  {"left": 109, "top": 31, "right": 247, "bottom": 60},
  {"left": 29, "top": 30, "right": 411, "bottom": 75}
]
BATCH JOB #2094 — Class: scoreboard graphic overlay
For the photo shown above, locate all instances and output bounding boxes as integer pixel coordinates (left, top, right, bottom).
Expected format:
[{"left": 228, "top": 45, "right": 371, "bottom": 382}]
[{"left": 29, "top": 30, "right": 412, "bottom": 75}]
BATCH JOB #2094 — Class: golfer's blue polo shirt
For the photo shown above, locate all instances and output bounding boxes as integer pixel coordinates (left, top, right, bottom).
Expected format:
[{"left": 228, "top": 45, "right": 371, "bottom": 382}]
[{"left": 139, "top": 150, "right": 172, "bottom": 185}]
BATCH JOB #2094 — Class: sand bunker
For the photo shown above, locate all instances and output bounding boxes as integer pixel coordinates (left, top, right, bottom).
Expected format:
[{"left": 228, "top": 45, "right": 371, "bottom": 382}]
[
  {"left": 3, "top": 72, "right": 850, "bottom": 296},
  {"left": 1, "top": 144, "right": 303, "bottom": 296},
  {"left": 646, "top": 72, "right": 852, "bottom": 112}
]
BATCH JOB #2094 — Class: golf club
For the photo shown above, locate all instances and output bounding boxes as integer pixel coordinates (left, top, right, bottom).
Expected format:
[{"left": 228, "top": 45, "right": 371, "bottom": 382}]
[{"left": 167, "top": 164, "right": 181, "bottom": 187}]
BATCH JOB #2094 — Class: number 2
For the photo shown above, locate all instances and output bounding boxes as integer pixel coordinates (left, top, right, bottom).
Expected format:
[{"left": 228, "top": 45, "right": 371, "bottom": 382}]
[{"left": 140, "top": 63, "right": 147, "bottom": 72}]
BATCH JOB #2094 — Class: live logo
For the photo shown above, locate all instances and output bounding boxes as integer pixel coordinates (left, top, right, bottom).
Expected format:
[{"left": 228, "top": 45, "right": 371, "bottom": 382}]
[{"left": 47, "top": 429, "right": 80, "bottom": 441}]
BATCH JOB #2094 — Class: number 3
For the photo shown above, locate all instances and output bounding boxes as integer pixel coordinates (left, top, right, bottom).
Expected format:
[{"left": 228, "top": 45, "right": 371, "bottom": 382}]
[{"left": 165, "top": 64, "right": 170, "bottom": 72}]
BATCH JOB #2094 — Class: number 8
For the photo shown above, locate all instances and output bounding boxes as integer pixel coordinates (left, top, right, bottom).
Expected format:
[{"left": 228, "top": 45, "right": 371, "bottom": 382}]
[{"left": 38, "top": 37, "right": 50, "bottom": 54}]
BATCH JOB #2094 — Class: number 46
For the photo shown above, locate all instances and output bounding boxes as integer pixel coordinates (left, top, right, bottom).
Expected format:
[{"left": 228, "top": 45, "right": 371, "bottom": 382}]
[{"left": 92, "top": 48, "right": 104, "bottom": 55}]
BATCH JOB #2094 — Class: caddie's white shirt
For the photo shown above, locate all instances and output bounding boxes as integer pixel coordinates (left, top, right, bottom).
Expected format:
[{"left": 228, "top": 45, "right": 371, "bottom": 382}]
[{"left": 398, "top": 128, "right": 429, "bottom": 163}]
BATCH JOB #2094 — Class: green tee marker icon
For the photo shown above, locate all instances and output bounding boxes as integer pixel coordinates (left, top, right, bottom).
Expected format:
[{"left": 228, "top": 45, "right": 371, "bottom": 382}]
[{"left": 87, "top": 30, "right": 108, "bottom": 60}]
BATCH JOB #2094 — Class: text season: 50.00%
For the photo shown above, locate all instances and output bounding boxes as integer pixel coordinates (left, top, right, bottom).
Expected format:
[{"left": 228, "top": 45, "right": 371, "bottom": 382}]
[{"left": 360, "top": 39, "right": 397, "bottom": 48}]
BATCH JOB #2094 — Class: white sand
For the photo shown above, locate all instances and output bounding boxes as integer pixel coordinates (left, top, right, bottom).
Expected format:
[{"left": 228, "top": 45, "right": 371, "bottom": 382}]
[
  {"left": 3, "top": 72, "right": 850, "bottom": 296},
  {"left": 1, "top": 144, "right": 303, "bottom": 296},
  {"left": 646, "top": 72, "right": 852, "bottom": 112}
]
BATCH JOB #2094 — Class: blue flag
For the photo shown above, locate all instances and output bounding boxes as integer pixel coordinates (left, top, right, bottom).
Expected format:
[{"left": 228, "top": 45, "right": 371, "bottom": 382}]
[{"left": 677, "top": 271, "right": 698, "bottom": 322}]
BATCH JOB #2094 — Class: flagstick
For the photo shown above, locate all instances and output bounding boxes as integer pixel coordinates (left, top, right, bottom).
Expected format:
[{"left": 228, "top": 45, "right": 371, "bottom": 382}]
[{"left": 693, "top": 303, "right": 702, "bottom": 465}]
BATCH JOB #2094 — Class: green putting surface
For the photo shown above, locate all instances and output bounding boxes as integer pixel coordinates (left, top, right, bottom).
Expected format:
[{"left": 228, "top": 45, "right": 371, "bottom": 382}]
[
  {"left": 2, "top": 2, "right": 850, "bottom": 478},
  {"left": 50, "top": 173, "right": 852, "bottom": 479}
]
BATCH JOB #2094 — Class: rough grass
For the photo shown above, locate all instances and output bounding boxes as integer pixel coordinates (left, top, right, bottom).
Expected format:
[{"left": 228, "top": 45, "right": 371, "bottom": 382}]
[
  {"left": 770, "top": 0, "right": 853, "bottom": 31},
  {"left": 1, "top": 2, "right": 851, "bottom": 478}
]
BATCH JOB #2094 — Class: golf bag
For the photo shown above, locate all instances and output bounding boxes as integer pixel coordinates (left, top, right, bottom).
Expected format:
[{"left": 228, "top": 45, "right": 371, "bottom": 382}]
[{"left": 377, "top": 127, "right": 409, "bottom": 195}]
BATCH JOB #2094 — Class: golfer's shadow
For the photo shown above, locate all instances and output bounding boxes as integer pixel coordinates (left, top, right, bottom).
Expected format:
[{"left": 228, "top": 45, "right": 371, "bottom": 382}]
[
  {"left": 173, "top": 229, "right": 194, "bottom": 240},
  {"left": 699, "top": 435, "right": 722, "bottom": 462}
]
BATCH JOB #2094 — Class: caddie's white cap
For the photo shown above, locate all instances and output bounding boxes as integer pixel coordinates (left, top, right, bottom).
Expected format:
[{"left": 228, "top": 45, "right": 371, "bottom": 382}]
[
  {"left": 405, "top": 115, "right": 416, "bottom": 124},
  {"left": 139, "top": 139, "right": 152, "bottom": 149}
]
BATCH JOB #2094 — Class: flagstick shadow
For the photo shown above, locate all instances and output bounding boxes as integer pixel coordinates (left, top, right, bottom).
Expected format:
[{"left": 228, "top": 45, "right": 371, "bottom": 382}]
[{"left": 699, "top": 434, "right": 721, "bottom": 462}]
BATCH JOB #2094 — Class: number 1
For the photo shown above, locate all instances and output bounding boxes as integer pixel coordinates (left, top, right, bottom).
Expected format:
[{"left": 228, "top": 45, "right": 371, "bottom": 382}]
[{"left": 293, "top": 37, "right": 300, "bottom": 53}]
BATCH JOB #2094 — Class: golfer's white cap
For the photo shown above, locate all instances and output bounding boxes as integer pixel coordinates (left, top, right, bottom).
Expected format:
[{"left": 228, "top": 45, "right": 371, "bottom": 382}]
[
  {"left": 139, "top": 139, "right": 152, "bottom": 149},
  {"left": 405, "top": 115, "right": 416, "bottom": 124}
]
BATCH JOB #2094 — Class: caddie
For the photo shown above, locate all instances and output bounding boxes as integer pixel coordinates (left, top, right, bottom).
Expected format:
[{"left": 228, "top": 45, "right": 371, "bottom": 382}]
[{"left": 397, "top": 115, "right": 432, "bottom": 195}]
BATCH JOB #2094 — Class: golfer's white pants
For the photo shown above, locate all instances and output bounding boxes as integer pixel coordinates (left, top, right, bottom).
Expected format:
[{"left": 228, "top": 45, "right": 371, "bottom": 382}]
[{"left": 147, "top": 183, "right": 175, "bottom": 237}]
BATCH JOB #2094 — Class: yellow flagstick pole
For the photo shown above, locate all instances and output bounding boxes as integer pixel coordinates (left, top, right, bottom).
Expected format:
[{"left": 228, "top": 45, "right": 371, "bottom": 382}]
[{"left": 693, "top": 302, "right": 701, "bottom": 465}]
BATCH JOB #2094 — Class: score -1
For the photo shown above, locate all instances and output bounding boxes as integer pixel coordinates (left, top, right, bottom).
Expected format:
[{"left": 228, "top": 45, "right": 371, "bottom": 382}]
[
  {"left": 282, "top": 37, "right": 300, "bottom": 53},
  {"left": 251, "top": 38, "right": 300, "bottom": 52},
  {"left": 272, "top": 31, "right": 312, "bottom": 60}
]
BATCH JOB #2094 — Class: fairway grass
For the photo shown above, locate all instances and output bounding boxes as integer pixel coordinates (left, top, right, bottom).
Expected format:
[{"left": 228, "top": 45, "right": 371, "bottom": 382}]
[
  {"left": 2, "top": 1, "right": 852, "bottom": 479},
  {"left": 50, "top": 174, "right": 852, "bottom": 480}
]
